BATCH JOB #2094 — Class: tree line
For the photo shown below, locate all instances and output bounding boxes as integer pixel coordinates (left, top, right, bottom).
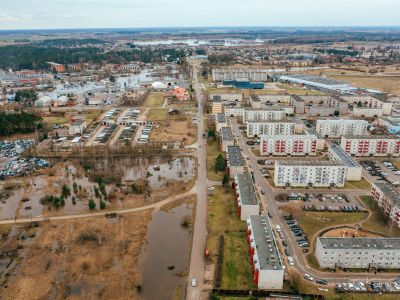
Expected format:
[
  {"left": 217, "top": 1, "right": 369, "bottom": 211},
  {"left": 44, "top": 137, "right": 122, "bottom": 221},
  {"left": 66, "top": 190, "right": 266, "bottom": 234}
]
[{"left": 0, "top": 112, "right": 41, "bottom": 136}]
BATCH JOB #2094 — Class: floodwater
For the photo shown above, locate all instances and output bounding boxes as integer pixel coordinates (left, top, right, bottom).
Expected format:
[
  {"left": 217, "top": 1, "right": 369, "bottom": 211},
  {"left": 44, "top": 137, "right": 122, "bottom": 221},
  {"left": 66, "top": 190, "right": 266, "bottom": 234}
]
[
  {"left": 0, "top": 157, "right": 195, "bottom": 220},
  {"left": 140, "top": 203, "right": 193, "bottom": 300},
  {"left": 123, "top": 157, "right": 196, "bottom": 189}
]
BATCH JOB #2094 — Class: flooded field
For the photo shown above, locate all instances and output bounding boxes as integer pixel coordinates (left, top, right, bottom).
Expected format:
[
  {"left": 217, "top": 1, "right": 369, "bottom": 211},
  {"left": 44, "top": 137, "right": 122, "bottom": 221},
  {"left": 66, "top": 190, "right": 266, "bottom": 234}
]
[
  {"left": 0, "top": 157, "right": 196, "bottom": 220},
  {"left": 140, "top": 201, "right": 194, "bottom": 300}
]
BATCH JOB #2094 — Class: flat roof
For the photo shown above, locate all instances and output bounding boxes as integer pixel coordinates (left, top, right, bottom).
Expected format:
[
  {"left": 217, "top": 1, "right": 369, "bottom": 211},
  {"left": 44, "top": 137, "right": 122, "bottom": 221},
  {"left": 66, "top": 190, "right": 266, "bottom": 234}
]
[
  {"left": 374, "top": 182, "right": 400, "bottom": 206},
  {"left": 221, "top": 127, "right": 233, "bottom": 141},
  {"left": 249, "top": 215, "right": 283, "bottom": 270},
  {"left": 329, "top": 144, "right": 361, "bottom": 168},
  {"left": 216, "top": 113, "right": 226, "bottom": 123},
  {"left": 317, "top": 119, "right": 368, "bottom": 124},
  {"left": 247, "top": 120, "right": 295, "bottom": 124},
  {"left": 318, "top": 237, "right": 400, "bottom": 251},
  {"left": 244, "top": 108, "right": 285, "bottom": 112},
  {"left": 236, "top": 173, "right": 258, "bottom": 206},
  {"left": 280, "top": 74, "right": 350, "bottom": 88},
  {"left": 276, "top": 160, "right": 344, "bottom": 167},
  {"left": 227, "top": 146, "right": 243, "bottom": 166},
  {"left": 342, "top": 135, "right": 399, "bottom": 140},
  {"left": 261, "top": 134, "right": 317, "bottom": 140}
]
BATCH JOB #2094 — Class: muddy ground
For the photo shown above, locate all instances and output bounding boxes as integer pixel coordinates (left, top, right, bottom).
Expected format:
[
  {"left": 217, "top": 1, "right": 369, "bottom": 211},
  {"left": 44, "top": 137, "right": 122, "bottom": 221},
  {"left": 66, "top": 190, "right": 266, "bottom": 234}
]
[{"left": 0, "top": 210, "right": 151, "bottom": 300}]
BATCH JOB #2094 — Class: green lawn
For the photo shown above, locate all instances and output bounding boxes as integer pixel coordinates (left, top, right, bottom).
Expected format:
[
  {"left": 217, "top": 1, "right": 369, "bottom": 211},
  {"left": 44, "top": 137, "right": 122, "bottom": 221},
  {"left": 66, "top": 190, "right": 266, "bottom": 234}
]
[
  {"left": 207, "top": 186, "right": 255, "bottom": 290},
  {"left": 344, "top": 178, "right": 371, "bottom": 190},
  {"left": 147, "top": 108, "right": 169, "bottom": 121},
  {"left": 360, "top": 195, "right": 400, "bottom": 237},
  {"left": 281, "top": 205, "right": 368, "bottom": 238},
  {"left": 42, "top": 116, "right": 69, "bottom": 125},
  {"left": 142, "top": 92, "right": 165, "bottom": 107},
  {"left": 207, "top": 139, "right": 225, "bottom": 181}
]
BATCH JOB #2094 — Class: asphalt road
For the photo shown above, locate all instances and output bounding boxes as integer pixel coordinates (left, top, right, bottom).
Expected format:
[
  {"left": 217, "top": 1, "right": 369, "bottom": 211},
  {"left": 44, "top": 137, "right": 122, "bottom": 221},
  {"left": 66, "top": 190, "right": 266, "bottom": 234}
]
[
  {"left": 186, "top": 59, "right": 208, "bottom": 300},
  {"left": 230, "top": 118, "right": 400, "bottom": 285}
]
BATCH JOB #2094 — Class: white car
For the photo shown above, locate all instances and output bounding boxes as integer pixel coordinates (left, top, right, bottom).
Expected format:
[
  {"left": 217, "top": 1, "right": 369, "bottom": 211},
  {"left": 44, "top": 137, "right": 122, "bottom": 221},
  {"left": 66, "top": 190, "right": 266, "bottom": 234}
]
[
  {"left": 275, "top": 225, "right": 282, "bottom": 232},
  {"left": 288, "top": 256, "right": 295, "bottom": 266},
  {"left": 304, "top": 274, "right": 314, "bottom": 281},
  {"left": 191, "top": 278, "right": 197, "bottom": 287}
]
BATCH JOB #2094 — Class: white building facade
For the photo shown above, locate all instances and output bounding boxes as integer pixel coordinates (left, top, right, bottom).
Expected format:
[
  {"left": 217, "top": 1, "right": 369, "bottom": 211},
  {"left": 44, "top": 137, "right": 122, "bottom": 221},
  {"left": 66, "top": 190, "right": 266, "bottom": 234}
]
[
  {"left": 246, "top": 121, "right": 295, "bottom": 138},
  {"left": 316, "top": 119, "right": 368, "bottom": 138},
  {"left": 260, "top": 134, "right": 317, "bottom": 156},
  {"left": 341, "top": 135, "right": 400, "bottom": 157}
]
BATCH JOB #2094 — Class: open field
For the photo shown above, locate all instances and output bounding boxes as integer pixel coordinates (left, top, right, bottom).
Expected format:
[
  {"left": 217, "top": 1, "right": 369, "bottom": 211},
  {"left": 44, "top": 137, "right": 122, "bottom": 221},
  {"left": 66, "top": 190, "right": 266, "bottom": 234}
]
[
  {"left": 147, "top": 108, "right": 186, "bottom": 121},
  {"left": 42, "top": 116, "right": 70, "bottom": 125},
  {"left": 360, "top": 195, "right": 400, "bottom": 237},
  {"left": 0, "top": 210, "right": 151, "bottom": 299},
  {"left": 281, "top": 202, "right": 367, "bottom": 238},
  {"left": 150, "top": 119, "right": 197, "bottom": 145},
  {"left": 207, "top": 186, "right": 255, "bottom": 290},
  {"left": 206, "top": 139, "right": 225, "bottom": 181},
  {"left": 142, "top": 92, "right": 165, "bottom": 107},
  {"left": 330, "top": 75, "right": 400, "bottom": 95}
]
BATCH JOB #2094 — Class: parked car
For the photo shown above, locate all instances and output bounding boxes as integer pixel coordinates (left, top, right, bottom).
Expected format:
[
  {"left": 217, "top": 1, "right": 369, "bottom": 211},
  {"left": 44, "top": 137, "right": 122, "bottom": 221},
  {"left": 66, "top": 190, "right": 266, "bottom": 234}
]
[
  {"left": 304, "top": 274, "right": 314, "bottom": 281},
  {"left": 316, "top": 279, "right": 328, "bottom": 285}
]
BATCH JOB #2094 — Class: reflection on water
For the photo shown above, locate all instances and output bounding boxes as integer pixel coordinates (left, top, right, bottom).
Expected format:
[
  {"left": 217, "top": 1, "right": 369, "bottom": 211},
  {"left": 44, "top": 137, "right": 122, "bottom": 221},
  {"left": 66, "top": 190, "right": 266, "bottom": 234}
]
[
  {"left": 140, "top": 203, "right": 192, "bottom": 300},
  {"left": 0, "top": 157, "right": 195, "bottom": 220}
]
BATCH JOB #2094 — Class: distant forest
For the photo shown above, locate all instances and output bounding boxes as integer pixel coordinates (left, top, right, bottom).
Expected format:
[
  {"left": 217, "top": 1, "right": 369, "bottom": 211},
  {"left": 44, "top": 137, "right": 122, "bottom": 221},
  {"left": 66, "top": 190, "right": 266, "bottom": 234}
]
[
  {"left": 0, "top": 45, "right": 187, "bottom": 70},
  {"left": 0, "top": 112, "right": 41, "bottom": 136}
]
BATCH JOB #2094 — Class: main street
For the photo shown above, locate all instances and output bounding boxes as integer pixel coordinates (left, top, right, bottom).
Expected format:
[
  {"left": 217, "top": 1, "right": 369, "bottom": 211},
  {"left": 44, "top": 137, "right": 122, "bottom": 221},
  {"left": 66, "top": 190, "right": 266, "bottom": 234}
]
[
  {"left": 230, "top": 118, "right": 400, "bottom": 284},
  {"left": 186, "top": 59, "right": 208, "bottom": 300}
]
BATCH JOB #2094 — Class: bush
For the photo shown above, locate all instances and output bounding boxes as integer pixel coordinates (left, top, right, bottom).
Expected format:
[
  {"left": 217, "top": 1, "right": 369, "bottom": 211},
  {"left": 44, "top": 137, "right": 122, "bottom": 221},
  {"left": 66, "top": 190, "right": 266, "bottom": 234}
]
[
  {"left": 88, "top": 199, "right": 96, "bottom": 210},
  {"left": 100, "top": 200, "right": 106, "bottom": 210}
]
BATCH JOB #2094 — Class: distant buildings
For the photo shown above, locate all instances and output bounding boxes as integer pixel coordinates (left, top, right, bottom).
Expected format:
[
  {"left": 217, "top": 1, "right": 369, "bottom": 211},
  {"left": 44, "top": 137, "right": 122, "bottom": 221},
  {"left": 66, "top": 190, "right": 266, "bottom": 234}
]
[
  {"left": 47, "top": 62, "right": 65, "bottom": 73},
  {"left": 274, "top": 160, "right": 347, "bottom": 188},
  {"left": 212, "top": 68, "right": 270, "bottom": 82},
  {"left": 315, "top": 237, "right": 400, "bottom": 269},
  {"left": 291, "top": 95, "right": 347, "bottom": 116},
  {"left": 316, "top": 119, "right": 369, "bottom": 138}
]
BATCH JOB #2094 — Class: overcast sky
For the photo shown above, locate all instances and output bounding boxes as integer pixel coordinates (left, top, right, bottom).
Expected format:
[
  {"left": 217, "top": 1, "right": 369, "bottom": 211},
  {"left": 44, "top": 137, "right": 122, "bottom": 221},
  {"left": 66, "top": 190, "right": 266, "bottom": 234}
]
[{"left": 0, "top": 0, "right": 399, "bottom": 30}]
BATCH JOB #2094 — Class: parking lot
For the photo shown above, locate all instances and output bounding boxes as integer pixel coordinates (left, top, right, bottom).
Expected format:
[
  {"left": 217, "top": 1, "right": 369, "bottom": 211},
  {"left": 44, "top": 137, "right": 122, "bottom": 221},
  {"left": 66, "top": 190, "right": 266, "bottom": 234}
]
[
  {"left": 361, "top": 160, "right": 400, "bottom": 186},
  {"left": 336, "top": 280, "right": 400, "bottom": 294},
  {"left": 303, "top": 193, "right": 366, "bottom": 212}
]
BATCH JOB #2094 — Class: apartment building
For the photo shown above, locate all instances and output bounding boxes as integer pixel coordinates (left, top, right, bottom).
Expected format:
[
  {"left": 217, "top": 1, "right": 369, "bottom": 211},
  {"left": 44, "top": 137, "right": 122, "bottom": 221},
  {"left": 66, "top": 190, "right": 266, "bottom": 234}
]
[
  {"left": 291, "top": 95, "right": 348, "bottom": 116},
  {"left": 211, "top": 100, "right": 223, "bottom": 115},
  {"left": 210, "top": 93, "right": 243, "bottom": 102},
  {"left": 370, "top": 182, "right": 400, "bottom": 228},
  {"left": 341, "top": 135, "right": 400, "bottom": 157},
  {"left": 212, "top": 68, "right": 270, "bottom": 82},
  {"left": 260, "top": 134, "right": 317, "bottom": 156},
  {"left": 341, "top": 96, "right": 392, "bottom": 115},
  {"left": 328, "top": 144, "right": 362, "bottom": 181},
  {"left": 234, "top": 173, "right": 260, "bottom": 221},
  {"left": 246, "top": 121, "right": 296, "bottom": 138},
  {"left": 243, "top": 108, "right": 286, "bottom": 123},
  {"left": 216, "top": 113, "right": 227, "bottom": 132},
  {"left": 246, "top": 215, "right": 284, "bottom": 289},
  {"left": 316, "top": 119, "right": 368, "bottom": 138},
  {"left": 226, "top": 146, "right": 244, "bottom": 179},
  {"left": 274, "top": 160, "right": 347, "bottom": 188},
  {"left": 351, "top": 106, "right": 383, "bottom": 118},
  {"left": 315, "top": 237, "right": 400, "bottom": 269},
  {"left": 220, "top": 127, "right": 235, "bottom": 151},
  {"left": 224, "top": 106, "right": 244, "bottom": 117}
]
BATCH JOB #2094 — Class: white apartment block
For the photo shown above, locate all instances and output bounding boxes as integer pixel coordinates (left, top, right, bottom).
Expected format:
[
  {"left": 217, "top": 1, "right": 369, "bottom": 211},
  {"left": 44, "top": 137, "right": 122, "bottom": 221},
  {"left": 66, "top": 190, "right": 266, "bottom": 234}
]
[
  {"left": 371, "top": 182, "right": 400, "bottom": 228},
  {"left": 250, "top": 94, "right": 294, "bottom": 109},
  {"left": 212, "top": 68, "right": 270, "bottom": 82},
  {"left": 328, "top": 144, "right": 362, "bottom": 181},
  {"left": 316, "top": 119, "right": 368, "bottom": 138},
  {"left": 210, "top": 93, "right": 243, "bottom": 102},
  {"left": 260, "top": 134, "right": 317, "bottom": 156},
  {"left": 246, "top": 215, "right": 284, "bottom": 289},
  {"left": 234, "top": 173, "right": 260, "bottom": 221},
  {"left": 243, "top": 108, "right": 286, "bottom": 123},
  {"left": 274, "top": 160, "right": 347, "bottom": 188},
  {"left": 341, "top": 135, "right": 400, "bottom": 157},
  {"left": 341, "top": 96, "right": 392, "bottom": 115},
  {"left": 224, "top": 106, "right": 244, "bottom": 117},
  {"left": 315, "top": 237, "right": 400, "bottom": 269},
  {"left": 246, "top": 121, "right": 296, "bottom": 138},
  {"left": 351, "top": 107, "right": 383, "bottom": 118}
]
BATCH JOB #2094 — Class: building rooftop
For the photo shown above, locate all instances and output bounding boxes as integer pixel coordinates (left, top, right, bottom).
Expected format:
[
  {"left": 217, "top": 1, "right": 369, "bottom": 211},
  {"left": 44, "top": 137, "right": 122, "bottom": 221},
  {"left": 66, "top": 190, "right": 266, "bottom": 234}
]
[
  {"left": 342, "top": 135, "right": 399, "bottom": 140},
  {"left": 221, "top": 127, "right": 233, "bottom": 141},
  {"left": 276, "top": 160, "right": 344, "bottom": 167},
  {"left": 216, "top": 113, "right": 226, "bottom": 123},
  {"left": 374, "top": 182, "right": 400, "bottom": 206},
  {"left": 247, "top": 120, "right": 295, "bottom": 124},
  {"left": 317, "top": 119, "right": 368, "bottom": 124},
  {"left": 227, "top": 146, "right": 243, "bottom": 167},
  {"left": 236, "top": 173, "right": 259, "bottom": 206},
  {"left": 244, "top": 108, "right": 285, "bottom": 112},
  {"left": 261, "top": 134, "right": 317, "bottom": 140},
  {"left": 249, "top": 215, "right": 283, "bottom": 271},
  {"left": 318, "top": 237, "right": 400, "bottom": 251},
  {"left": 329, "top": 144, "right": 361, "bottom": 168}
]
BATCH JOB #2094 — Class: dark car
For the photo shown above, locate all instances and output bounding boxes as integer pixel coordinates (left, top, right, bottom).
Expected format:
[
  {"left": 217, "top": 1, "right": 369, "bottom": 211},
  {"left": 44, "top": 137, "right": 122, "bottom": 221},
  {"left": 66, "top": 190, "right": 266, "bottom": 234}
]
[{"left": 316, "top": 279, "right": 328, "bottom": 285}]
